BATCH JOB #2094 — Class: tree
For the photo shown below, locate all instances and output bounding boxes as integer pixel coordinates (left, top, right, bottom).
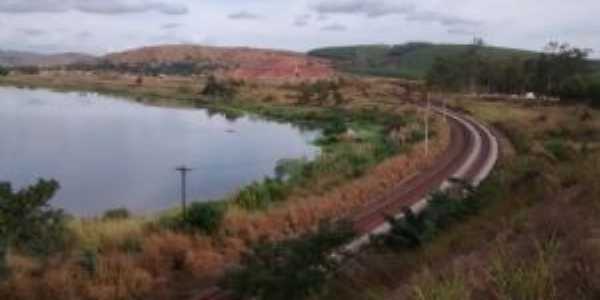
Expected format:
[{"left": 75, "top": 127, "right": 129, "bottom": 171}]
[
  {"left": 201, "top": 75, "right": 236, "bottom": 100},
  {"left": 222, "top": 222, "right": 355, "bottom": 300},
  {"left": 0, "top": 179, "right": 69, "bottom": 277},
  {"left": 463, "top": 37, "right": 486, "bottom": 93},
  {"left": 427, "top": 40, "right": 595, "bottom": 101},
  {"left": 530, "top": 42, "right": 591, "bottom": 96},
  {"left": 426, "top": 56, "right": 464, "bottom": 92},
  {"left": 0, "top": 65, "right": 8, "bottom": 77}
]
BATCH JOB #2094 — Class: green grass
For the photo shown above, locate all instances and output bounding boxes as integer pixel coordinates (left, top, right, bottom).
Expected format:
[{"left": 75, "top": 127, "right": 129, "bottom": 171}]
[
  {"left": 412, "top": 272, "right": 471, "bottom": 300},
  {"left": 229, "top": 109, "right": 410, "bottom": 211}
]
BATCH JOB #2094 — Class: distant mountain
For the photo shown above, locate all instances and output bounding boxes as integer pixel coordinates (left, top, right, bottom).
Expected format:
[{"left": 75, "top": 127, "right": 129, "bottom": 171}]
[
  {"left": 0, "top": 50, "right": 97, "bottom": 67},
  {"left": 308, "top": 43, "right": 540, "bottom": 79},
  {"left": 103, "top": 44, "right": 334, "bottom": 80}
]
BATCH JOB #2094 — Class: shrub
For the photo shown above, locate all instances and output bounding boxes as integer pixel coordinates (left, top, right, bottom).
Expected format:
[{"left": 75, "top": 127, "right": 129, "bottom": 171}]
[
  {"left": 222, "top": 222, "right": 355, "bottom": 300},
  {"left": 490, "top": 239, "right": 560, "bottom": 300},
  {"left": 544, "top": 139, "right": 569, "bottom": 161},
  {"left": 409, "top": 129, "right": 426, "bottom": 143},
  {"left": 0, "top": 66, "right": 8, "bottom": 76},
  {"left": 201, "top": 75, "right": 236, "bottom": 100},
  {"left": 103, "top": 208, "right": 131, "bottom": 220},
  {"left": 79, "top": 248, "right": 98, "bottom": 276},
  {"left": 493, "top": 121, "right": 530, "bottom": 154},
  {"left": 234, "top": 178, "right": 289, "bottom": 211},
  {"left": 0, "top": 179, "right": 70, "bottom": 275},
  {"left": 184, "top": 202, "right": 226, "bottom": 234},
  {"left": 412, "top": 272, "right": 471, "bottom": 300},
  {"left": 376, "top": 185, "right": 483, "bottom": 251},
  {"left": 322, "top": 115, "right": 348, "bottom": 136},
  {"left": 275, "top": 158, "right": 308, "bottom": 183}
]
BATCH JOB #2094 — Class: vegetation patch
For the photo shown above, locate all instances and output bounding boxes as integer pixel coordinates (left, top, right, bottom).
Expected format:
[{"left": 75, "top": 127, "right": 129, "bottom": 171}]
[{"left": 222, "top": 222, "right": 355, "bottom": 300}]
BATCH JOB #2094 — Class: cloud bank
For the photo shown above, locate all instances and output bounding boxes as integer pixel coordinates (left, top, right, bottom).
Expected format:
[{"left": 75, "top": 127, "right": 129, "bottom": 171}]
[{"left": 0, "top": 0, "right": 188, "bottom": 15}]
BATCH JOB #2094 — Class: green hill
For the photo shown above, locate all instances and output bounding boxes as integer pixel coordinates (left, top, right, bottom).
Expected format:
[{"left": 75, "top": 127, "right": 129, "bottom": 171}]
[{"left": 308, "top": 42, "right": 539, "bottom": 79}]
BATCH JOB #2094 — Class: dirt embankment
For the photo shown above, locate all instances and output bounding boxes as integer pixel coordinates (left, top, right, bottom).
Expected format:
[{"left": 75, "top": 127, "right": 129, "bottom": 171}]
[{"left": 105, "top": 45, "right": 335, "bottom": 81}]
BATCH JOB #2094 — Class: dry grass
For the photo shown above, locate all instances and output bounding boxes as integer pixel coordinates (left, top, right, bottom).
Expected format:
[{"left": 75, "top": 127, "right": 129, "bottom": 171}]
[
  {"left": 0, "top": 71, "right": 410, "bottom": 111},
  {"left": 69, "top": 218, "right": 150, "bottom": 251},
  {"left": 324, "top": 98, "right": 600, "bottom": 300},
  {"left": 221, "top": 119, "right": 449, "bottom": 244}
]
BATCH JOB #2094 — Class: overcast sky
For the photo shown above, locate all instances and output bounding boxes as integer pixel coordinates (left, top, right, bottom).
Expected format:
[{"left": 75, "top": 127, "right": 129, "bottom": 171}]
[{"left": 0, "top": 0, "right": 598, "bottom": 57}]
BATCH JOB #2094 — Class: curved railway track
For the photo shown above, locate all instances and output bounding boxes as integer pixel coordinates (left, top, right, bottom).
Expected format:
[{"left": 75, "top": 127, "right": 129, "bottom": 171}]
[
  {"left": 347, "top": 105, "right": 499, "bottom": 249},
  {"left": 197, "top": 104, "right": 499, "bottom": 300}
]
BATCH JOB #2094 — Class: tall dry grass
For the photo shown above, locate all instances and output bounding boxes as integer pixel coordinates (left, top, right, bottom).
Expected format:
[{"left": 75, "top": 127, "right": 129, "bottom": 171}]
[
  {"left": 221, "top": 119, "right": 449, "bottom": 244},
  {"left": 69, "top": 218, "right": 149, "bottom": 251}
]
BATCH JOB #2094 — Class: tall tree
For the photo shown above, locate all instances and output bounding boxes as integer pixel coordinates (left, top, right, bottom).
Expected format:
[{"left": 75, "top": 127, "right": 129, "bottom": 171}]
[
  {"left": 0, "top": 179, "right": 68, "bottom": 277},
  {"left": 531, "top": 42, "right": 591, "bottom": 95}
]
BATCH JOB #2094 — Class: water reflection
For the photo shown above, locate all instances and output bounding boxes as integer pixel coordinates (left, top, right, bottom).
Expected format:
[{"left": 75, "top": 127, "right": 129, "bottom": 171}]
[{"left": 0, "top": 87, "right": 320, "bottom": 216}]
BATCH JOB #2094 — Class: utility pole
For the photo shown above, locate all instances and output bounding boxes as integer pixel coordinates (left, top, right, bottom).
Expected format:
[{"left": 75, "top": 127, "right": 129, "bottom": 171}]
[
  {"left": 443, "top": 97, "right": 448, "bottom": 123},
  {"left": 176, "top": 165, "right": 192, "bottom": 221},
  {"left": 424, "top": 91, "right": 430, "bottom": 157}
]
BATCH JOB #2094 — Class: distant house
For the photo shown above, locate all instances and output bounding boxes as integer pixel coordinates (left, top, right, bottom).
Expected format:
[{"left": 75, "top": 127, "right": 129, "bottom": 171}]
[{"left": 525, "top": 92, "right": 536, "bottom": 100}]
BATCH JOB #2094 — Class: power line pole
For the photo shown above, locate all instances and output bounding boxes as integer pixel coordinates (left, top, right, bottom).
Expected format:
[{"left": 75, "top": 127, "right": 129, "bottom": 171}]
[
  {"left": 175, "top": 165, "right": 192, "bottom": 221},
  {"left": 425, "top": 91, "right": 430, "bottom": 157}
]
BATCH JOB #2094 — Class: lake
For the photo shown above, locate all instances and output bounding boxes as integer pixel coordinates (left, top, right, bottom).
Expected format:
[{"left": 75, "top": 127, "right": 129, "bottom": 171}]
[{"left": 0, "top": 87, "right": 320, "bottom": 216}]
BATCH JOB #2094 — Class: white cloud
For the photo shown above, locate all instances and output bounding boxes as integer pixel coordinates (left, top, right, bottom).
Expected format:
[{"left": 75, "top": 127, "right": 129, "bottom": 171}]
[
  {"left": 0, "top": 0, "right": 597, "bottom": 58},
  {"left": 0, "top": 0, "right": 188, "bottom": 15}
]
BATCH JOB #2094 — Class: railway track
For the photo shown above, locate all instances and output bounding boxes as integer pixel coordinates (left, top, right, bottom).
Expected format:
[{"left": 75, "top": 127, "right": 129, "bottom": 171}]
[
  {"left": 197, "top": 104, "right": 499, "bottom": 300},
  {"left": 347, "top": 105, "right": 499, "bottom": 249}
]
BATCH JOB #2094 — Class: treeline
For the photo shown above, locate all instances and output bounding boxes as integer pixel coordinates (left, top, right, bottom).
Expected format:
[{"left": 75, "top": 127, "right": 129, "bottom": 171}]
[
  {"left": 427, "top": 39, "right": 600, "bottom": 103},
  {"left": 66, "top": 59, "right": 227, "bottom": 76}
]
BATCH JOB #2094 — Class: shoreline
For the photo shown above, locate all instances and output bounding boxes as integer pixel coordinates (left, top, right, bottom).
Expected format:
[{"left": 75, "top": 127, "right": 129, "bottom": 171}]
[{"left": 0, "top": 74, "right": 432, "bottom": 220}]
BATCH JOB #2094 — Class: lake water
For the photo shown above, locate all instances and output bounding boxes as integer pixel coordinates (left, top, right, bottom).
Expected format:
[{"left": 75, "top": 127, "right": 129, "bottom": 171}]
[{"left": 0, "top": 87, "right": 320, "bottom": 216}]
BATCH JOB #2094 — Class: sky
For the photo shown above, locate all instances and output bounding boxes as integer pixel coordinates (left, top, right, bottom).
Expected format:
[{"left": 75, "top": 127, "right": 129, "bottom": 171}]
[{"left": 0, "top": 0, "right": 598, "bottom": 57}]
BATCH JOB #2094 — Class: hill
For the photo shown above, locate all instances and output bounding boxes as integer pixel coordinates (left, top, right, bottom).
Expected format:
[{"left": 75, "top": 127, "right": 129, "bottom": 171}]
[
  {"left": 103, "top": 44, "right": 334, "bottom": 80},
  {"left": 308, "top": 42, "right": 539, "bottom": 79},
  {"left": 0, "top": 50, "right": 96, "bottom": 67}
]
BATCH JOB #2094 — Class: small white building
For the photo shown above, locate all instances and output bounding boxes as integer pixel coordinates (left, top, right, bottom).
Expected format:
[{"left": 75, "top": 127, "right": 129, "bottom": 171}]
[{"left": 525, "top": 92, "right": 536, "bottom": 100}]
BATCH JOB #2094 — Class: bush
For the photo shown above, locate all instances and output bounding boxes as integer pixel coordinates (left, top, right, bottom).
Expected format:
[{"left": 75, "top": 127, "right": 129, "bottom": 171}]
[
  {"left": 587, "top": 77, "right": 600, "bottom": 107},
  {"left": 201, "top": 75, "right": 236, "bottom": 100},
  {"left": 275, "top": 158, "right": 308, "bottom": 183},
  {"left": 0, "top": 179, "right": 70, "bottom": 275},
  {"left": 544, "top": 139, "right": 569, "bottom": 161},
  {"left": 156, "top": 202, "right": 226, "bottom": 234},
  {"left": 184, "top": 202, "right": 226, "bottom": 234},
  {"left": 322, "top": 115, "right": 348, "bottom": 136},
  {"left": 222, "top": 222, "right": 355, "bottom": 300},
  {"left": 375, "top": 184, "right": 483, "bottom": 251},
  {"left": 0, "top": 66, "right": 8, "bottom": 76},
  {"left": 103, "top": 208, "right": 131, "bottom": 220},
  {"left": 234, "top": 178, "right": 289, "bottom": 211},
  {"left": 493, "top": 121, "right": 530, "bottom": 154},
  {"left": 79, "top": 248, "right": 98, "bottom": 276},
  {"left": 557, "top": 75, "right": 589, "bottom": 100}
]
